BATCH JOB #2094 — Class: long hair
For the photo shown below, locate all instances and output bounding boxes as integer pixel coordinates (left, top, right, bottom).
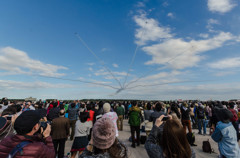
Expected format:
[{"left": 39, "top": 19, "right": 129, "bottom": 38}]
[{"left": 161, "top": 119, "right": 191, "bottom": 158}]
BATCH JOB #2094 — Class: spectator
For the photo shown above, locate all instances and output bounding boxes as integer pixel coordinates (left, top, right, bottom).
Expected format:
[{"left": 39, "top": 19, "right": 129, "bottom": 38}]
[
  {"left": 116, "top": 103, "right": 125, "bottom": 131},
  {"left": 149, "top": 102, "right": 165, "bottom": 125},
  {"left": 47, "top": 102, "right": 60, "bottom": 122},
  {"left": 145, "top": 115, "right": 196, "bottom": 158},
  {"left": 144, "top": 102, "right": 154, "bottom": 137},
  {"left": 68, "top": 103, "right": 79, "bottom": 140},
  {"left": 71, "top": 112, "right": 91, "bottom": 158},
  {"left": 128, "top": 101, "right": 141, "bottom": 148},
  {"left": 180, "top": 102, "right": 192, "bottom": 134},
  {"left": 51, "top": 109, "right": 70, "bottom": 158},
  {"left": 0, "top": 110, "right": 55, "bottom": 158},
  {"left": 228, "top": 102, "right": 239, "bottom": 141},
  {"left": 102, "top": 103, "right": 118, "bottom": 137},
  {"left": 211, "top": 107, "right": 240, "bottom": 158},
  {"left": 93, "top": 101, "right": 104, "bottom": 124},
  {"left": 196, "top": 103, "right": 207, "bottom": 135},
  {"left": 36, "top": 102, "right": 47, "bottom": 121},
  {"left": 79, "top": 117, "right": 128, "bottom": 158}
]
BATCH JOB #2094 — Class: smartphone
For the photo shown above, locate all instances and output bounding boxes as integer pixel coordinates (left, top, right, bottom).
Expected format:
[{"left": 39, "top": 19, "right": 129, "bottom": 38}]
[{"left": 162, "top": 116, "right": 169, "bottom": 121}]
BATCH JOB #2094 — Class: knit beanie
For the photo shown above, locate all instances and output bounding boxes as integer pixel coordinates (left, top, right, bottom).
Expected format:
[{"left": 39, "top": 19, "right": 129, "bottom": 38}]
[
  {"left": 14, "top": 110, "right": 41, "bottom": 135},
  {"left": 215, "top": 107, "right": 233, "bottom": 123},
  {"left": 103, "top": 103, "right": 111, "bottom": 113},
  {"left": 92, "top": 117, "right": 116, "bottom": 149}
]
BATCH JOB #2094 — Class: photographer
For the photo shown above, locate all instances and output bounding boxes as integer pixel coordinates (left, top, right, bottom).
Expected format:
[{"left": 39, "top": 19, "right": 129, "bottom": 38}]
[
  {"left": 0, "top": 110, "right": 55, "bottom": 158},
  {"left": 145, "top": 115, "right": 196, "bottom": 158}
]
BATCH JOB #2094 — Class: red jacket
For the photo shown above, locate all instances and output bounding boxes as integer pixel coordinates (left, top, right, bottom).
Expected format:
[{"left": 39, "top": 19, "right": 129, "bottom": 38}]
[{"left": 0, "top": 134, "right": 55, "bottom": 158}]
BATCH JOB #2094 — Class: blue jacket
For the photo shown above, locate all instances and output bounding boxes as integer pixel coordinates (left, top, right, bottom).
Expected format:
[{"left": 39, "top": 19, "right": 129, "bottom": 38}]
[{"left": 211, "top": 121, "right": 240, "bottom": 158}]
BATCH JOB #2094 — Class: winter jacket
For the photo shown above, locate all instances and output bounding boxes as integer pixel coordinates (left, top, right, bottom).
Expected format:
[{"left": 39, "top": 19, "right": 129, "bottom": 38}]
[
  {"left": 116, "top": 106, "right": 125, "bottom": 116},
  {"left": 128, "top": 106, "right": 141, "bottom": 126},
  {"left": 0, "top": 134, "right": 55, "bottom": 158},
  {"left": 145, "top": 125, "right": 196, "bottom": 158},
  {"left": 180, "top": 106, "right": 191, "bottom": 120},
  {"left": 211, "top": 121, "right": 240, "bottom": 158},
  {"left": 68, "top": 105, "right": 79, "bottom": 121}
]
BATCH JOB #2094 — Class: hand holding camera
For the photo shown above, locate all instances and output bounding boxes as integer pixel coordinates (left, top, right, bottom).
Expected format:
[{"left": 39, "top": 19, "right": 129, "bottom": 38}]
[{"left": 41, "top": 123, "right": 51, "bottom": 138}]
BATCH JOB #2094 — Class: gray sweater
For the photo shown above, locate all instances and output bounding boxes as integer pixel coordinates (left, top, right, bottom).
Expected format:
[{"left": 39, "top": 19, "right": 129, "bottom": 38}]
[{"left": 74, "top": 120, "right": 92, "bottom": 137}]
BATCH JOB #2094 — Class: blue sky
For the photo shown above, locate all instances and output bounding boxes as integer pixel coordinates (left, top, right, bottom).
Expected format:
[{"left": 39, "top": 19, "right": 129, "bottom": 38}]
[{"left": 0, "top": 0, "right": 240, "bottom": 100}]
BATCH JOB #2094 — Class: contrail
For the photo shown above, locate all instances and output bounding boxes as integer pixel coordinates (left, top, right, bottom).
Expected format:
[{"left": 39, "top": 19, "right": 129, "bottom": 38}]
[{"left": 75, "top": 33, "right": 123, "bottom": 89}]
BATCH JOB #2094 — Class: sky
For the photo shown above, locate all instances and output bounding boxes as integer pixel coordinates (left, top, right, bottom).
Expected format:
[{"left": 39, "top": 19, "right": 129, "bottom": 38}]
[{"left": 0, "top": 0, "right": 240, "bottom": 100}]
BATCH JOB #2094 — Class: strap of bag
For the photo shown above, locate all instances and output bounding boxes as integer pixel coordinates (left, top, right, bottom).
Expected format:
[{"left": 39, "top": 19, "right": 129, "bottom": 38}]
[{"left": 7, "top": 141, "right": 31, "bottom": 158}]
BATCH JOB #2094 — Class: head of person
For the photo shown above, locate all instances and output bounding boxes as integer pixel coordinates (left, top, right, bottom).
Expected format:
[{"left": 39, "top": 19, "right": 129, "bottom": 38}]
[
  {"left": 14, "top": 110, "right": 41, "bottom": 136},
  {"left": 215, "top": 107, "right": 233, "bottom": 123},
  {"left": 131, "top": 101, "right": 137, "bottom": 107},
  {"left": 53, "top": 102, "right": 58, "bottom": 108},
  {"left": 79, "top": 112, "right": 89, "bottom": 123},
  {"left": 92, "top": 117, "right": 127, "bottom": 157},
  {"left": 147, "top": 102, "right": 152, "bottom": 110},
  {"left": 71, "top": 102, "right": 76, "bottom": 108},
  {"left": 161, "top": 119, "right": 192, "bottom": 158},
  {"left": 59, "top": 109, "right": 65, "bottom": 117},
  {"left": 229, "top": 102, "right": 235, "bottom": 109},
  {"left": 98, "top": 101, "right": 104, "bottom": 109},
  {"left": 87, "top": 104, "right": 92, "bottom": 111},
  {"left": 183, "top": 102, "right": 188, "bottom": 108},
  {"left": 103, "top": 103, "right": 111, "bottom": 113},
  {"left": 155, "top": 102, "right": 162, "bottom": 112}
]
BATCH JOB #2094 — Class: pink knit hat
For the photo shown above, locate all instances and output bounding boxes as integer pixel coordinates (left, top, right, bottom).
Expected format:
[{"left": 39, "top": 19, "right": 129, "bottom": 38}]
[{"left": 92, "top": 117, "right": 116, "bottom": 149}]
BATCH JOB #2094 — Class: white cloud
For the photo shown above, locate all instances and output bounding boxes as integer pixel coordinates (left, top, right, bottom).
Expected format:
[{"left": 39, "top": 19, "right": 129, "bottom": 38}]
[
  {"left": 101, "top": 48, "right": 109, "bottom": 52},
  {"left": 209, "top": 57, "right": 240, "bottom": 69},
  {"left": 136, "top": 2, "right": 145, "bottom": 7},
  {"left": 94, "top": 69, "right": 127, "bottom": 80},
  {"left": 167, "top": 12, "right": 174, "bottom": 18},
  {"left": 0, "top": 47, "right": 67, "bottom": 77},
  {"left": 143, "top": 32, "right": 234, "bottom": 69},
  {"left": 0, "top": 80, "right": 73, "bottom": 90},
  {"left": 134, "top": 13, "right": 172, "bottom": 45},
  {"left": 199, "top": 33, "right": 209, "bottom": 38},
  {"left": 206, "top": 19, "right": 220, "bottom": 32},
  {"left": 208, "top": 0, "right": 237, "bottom": 13},
  {"left": 89, "top": 67, "right": 93, "bottom": 71},
  {"left": 162, "top": 1, "right": 169, "bottom": 7},
  {"left": 113, "top": 63, "right": 119, "bottom": 68}
]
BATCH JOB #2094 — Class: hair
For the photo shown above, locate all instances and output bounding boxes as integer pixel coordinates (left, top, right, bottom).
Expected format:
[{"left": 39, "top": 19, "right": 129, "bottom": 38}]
[
  {"left": 147, "top": 102, "right": 152, "bottom": 110},
  {"left": 229, "top": 102, "right": 235, "bottom": 109},
  {"left": 71, "top": 103, "right": 76, "bottom": 108},
  {"left": 161, "top": 119, "right": 191, "bottom": 158},
  {"left": 59, "top": 109, "right": 65, "bottom": 116},
  {"left": 79, "top": 112, "right": 89, "bottom": 123},
  {"left": 98, "top": 101, "right": 104, "bottom": 109},
  {"left": 131, "top": 101, "right": 137, "bottom": 107},
  {"left": 1, "top": 106, "right": 17, "bottom": 116},
  {"left": 87, "top": 104, "right": 92, "bottom": 111},
  {"left": 53, "top": 102, "right": 58, "bottom": 108},
  {"left": 155, "top": 102, "right": 162, "bottom": 112},
  {"left": 12, "top": 104, "right": 22, "bottom": 112},
  {"left": 170, "top": 104, "right": 181, "bottom": 119},
  {"left": 93, "top": 139, "right": 127, "bottom": 158}
]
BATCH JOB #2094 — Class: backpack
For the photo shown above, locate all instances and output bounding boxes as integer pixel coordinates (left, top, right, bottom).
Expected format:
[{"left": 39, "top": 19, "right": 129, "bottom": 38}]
[
  {"left": 7, "top": 141, "right": 31, "bottom": 158},
  {"left": 186, "top": 132, "right": 195, "bottom": 145},
  {"left": 202, "top": 139, "right": 213, "bottom": 153},
  {"left": 198, "top": 108, "right": 205, "bottom": 119},
  {"left": 229, "top": 109, "right": 238, "bottom": 122}
]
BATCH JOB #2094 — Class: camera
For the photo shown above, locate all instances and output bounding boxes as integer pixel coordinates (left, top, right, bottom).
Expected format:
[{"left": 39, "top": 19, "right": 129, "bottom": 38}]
[{"left": 37, "top": 121, "right": 50, "bottom": 134}]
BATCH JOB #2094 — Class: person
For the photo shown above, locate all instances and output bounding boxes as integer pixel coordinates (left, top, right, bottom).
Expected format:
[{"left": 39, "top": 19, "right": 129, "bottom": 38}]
[
  {"left": 79, "top": 117, "right": 128, "bottom": 158},
  {"left": 144, "top": 102, "right": 154, "bottom": 137},
  {"left": 128, "top": 101, "right": 141, "bottom": 148},
  {"left": 36, "top": 102, "right": 47, "bottom": 121},
  {"left": 149, "top": 102, "right": 165, "bottom": 125},
  {"left": 0, "top": 110, "right": 55, "bottom": 158},
  {"left": 47, "top": 101, "right": 60, "bottom": 121},
  {"left": 68, "top": 103, "right": 79, "bottom": 140},
  {"left": 102, "top": 103, "right": 118, "bottom": 137},
  {"left": 116, "top": 103, "right": 125, "bottom": 131},
  {"left": 180, "top": 102, "right": 192, "bottom": 134},
  {"left": 145, "top": 115, "right": 196, "bottom": 158},
  {"left": 93, "top": 101, "right": 104, "bottom": 124},
  {"left": 228, "top": 102, "right": 239, "bottom": 141},
  {"left": 51, "top": 109, "right": 70, "bottom": 158},
  {"left": 211, "top": 107, "right": 240, "bottom": 158},
  {"left": 196, "top": 103, "right": 207, "bottom": 135},
  {"left": 71, "top": 112, "right": 91, "bottom": 158}
]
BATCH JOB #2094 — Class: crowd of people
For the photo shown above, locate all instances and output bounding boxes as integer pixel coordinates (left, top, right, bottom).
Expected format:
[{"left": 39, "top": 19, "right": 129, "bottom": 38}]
[{"left": 0, "top": 97, "right": 240, "bottom": 158}]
